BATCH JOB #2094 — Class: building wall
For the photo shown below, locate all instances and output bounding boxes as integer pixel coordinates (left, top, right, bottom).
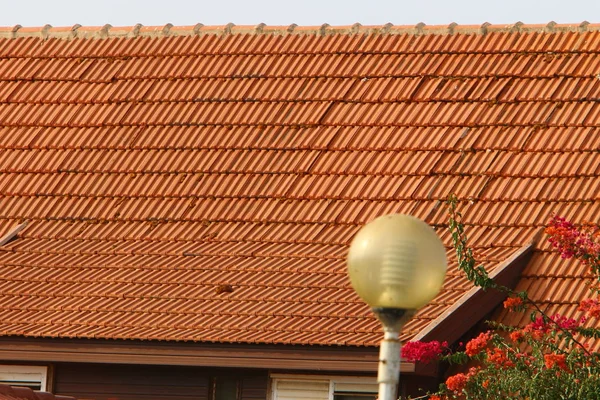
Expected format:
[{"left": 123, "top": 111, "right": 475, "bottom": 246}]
[{"left": 53, "top": 363, "right": 268, "bottom": 400}]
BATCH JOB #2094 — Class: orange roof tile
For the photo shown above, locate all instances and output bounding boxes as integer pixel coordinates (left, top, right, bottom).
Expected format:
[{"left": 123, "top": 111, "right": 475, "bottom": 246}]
[{"left": 0, "top": 22, "right": 598, "bottom": 346}]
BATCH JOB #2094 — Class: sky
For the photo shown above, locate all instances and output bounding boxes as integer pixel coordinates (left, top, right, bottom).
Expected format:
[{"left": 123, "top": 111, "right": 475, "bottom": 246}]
[{"left": 1, "top": 0, "right": 599, "bottom": 28}]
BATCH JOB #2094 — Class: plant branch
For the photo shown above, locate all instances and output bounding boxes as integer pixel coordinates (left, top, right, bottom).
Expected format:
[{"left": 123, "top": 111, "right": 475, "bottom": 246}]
[{"left": 446, "top": 194, "right": 593, "bottom": 357}]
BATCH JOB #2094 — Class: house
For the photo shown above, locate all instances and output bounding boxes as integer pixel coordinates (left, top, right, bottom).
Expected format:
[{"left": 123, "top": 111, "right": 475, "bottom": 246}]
[{"left": 0, "top": 21, "right": 599, "bottom": 399}]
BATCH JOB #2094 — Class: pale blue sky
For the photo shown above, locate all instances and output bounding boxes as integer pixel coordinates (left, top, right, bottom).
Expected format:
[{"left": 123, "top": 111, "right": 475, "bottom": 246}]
[{"left": 1, "top": 0, "right": 599, "bottom": 27}]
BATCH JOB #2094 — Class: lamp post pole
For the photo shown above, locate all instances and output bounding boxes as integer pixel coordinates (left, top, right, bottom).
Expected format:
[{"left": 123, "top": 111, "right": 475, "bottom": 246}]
[
  {"left": 379, "top": 329, "right": 401, "bottom": 400},
  {"left": 374, "top": 308, "right": 414, "bottom": 400},
  {"left": 346, "top": 214, "right": 447, "bottom": 400}
]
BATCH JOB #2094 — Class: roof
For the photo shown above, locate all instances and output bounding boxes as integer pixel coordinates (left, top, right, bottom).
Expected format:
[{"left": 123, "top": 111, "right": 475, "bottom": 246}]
[
  {"left": 0, "top": 384, "right": 76, "bottom": 400},
  {"left": 0, "top": 22, "right": 599, "bottom": 347}
]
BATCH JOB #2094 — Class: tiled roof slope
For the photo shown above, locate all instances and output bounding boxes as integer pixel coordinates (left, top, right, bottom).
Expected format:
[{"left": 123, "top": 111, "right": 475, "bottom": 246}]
[{"left": 0, "top": 22, "right": 599, "bottom": 346}]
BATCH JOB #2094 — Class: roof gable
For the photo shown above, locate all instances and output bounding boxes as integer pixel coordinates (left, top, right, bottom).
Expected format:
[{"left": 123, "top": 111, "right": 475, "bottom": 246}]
[{"left": 0, "top": 23, "right": 598, "bottom": 346}]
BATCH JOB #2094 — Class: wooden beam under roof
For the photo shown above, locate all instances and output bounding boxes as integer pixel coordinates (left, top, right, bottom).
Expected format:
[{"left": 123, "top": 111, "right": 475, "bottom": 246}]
[
  {"left": 412, "top": 237, "right": 539, "bottom": 345},
  {"left": 0, "top": 337, "right": 417, "bottom": 373}
]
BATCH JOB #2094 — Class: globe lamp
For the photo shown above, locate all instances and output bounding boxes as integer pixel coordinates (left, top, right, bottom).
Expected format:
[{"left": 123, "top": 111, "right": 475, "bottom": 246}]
[{"left": 347, "top": 214, "right": 447, "bottom": 400}]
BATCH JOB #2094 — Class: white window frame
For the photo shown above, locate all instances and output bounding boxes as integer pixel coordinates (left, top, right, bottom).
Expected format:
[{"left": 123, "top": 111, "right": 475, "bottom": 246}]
[
  {"left": 0, "top": 365, "right": 48, "bottom": 391},
  {"left": 270, "top": 374, "right": 378, "bottom": 400},
  {"left": 331, "top": 375, "right": 378, "bottom": 396}
]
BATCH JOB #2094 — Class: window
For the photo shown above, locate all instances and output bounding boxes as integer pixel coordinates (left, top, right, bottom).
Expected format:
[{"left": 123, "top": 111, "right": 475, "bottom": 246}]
[
  {"left": 212, "top": 376, "right": 239, "bottom": 400},
  {"left": 271, "top": 374, "right": 377, "bottom": 400},
  {"left": 0, "top": 365, "right": 48, "bottom": 391},
  {"left": 333, "top": 379, "right": 377, "bottom": 400}
]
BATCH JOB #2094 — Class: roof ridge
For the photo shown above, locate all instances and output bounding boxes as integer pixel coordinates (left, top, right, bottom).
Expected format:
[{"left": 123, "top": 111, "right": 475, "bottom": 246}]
[{"left": 0, "top": 21, "right": 597, "bottom": 39}]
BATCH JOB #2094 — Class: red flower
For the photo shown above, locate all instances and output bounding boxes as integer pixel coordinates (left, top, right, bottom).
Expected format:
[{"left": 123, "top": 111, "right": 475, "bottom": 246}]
[
  {"left": 544, "top": 353, "right": 569, "bottom": 371},
  {"left": 402, "top": 340, "right": 448, "bottom": 364},
  {"left": 486, "top": 347, "right": 514, "bottom": 368},
  {"left": 545, "top": 216, "right": 600, "bottom": 269},
  {"left": 503, "top": 296, "right": 523, "bottom": 311},
  {"left": 446, "top": 373, "right": 468, "bottom": 392},
  {"left": 509, "top": 330, "right": 524, "bottom": 342},
  {"left": 465, "top": 331, "right": 492, "bottom": 356},
  {"left": 579, "top": 299, "right": 600, "bottom": 319}
]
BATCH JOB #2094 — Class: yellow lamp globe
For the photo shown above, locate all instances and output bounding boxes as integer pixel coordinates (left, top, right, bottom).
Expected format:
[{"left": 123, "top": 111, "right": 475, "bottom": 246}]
[{"left": 347, "top": 214, "right": 447, "bottom": 310}]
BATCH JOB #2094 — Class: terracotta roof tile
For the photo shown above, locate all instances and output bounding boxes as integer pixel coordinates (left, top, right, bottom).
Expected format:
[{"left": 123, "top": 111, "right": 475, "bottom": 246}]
[{"left": 0, "top": 23, "right": 598, "bottom": 346}]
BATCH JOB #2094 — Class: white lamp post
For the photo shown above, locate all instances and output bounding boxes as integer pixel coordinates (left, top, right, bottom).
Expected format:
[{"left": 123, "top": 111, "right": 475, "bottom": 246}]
[{"left": 347, "top": 214, "right": 447, "bottom": 400}]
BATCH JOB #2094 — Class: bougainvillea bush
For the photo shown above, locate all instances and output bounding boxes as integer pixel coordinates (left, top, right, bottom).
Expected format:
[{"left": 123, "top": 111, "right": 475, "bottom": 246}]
[{"left": 404, "top": 201, "right": 600, "bottom": 399}]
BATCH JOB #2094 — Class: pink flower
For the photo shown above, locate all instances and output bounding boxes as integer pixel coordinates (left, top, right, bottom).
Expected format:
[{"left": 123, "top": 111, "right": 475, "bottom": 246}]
[
  {"left": 550, "top": 314, "right": 579, "bottom": 331},
  {"left": 545, "top": 216, "right": 600, "bottom": 269},
  {"left": 402, "top": 340, "right": 448, "bottom": 364},
  {"left": 524, "top": 316, "right": 551, "bottom": 334}
]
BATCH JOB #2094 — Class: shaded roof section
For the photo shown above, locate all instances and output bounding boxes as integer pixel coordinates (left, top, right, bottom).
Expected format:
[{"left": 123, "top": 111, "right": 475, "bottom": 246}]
[{"left": 0, "top": 22, "right": 599, "bottom": 346}]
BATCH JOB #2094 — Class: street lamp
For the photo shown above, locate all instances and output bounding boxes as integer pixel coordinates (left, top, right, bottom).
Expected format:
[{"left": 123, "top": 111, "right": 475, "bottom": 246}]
[{"left": 347, "top": 214, "right": 447, "bottom": 400}]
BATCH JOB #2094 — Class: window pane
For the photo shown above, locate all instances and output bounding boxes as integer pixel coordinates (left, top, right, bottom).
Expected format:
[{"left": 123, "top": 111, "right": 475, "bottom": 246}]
[
  {"left": 334, "top": 394, "right": 377, "bottom": 400},
  {"left": 0, "top": 365, "right": 48, "bottom": 392},
  {"left": 215, "top": 376, "right": 238, "bottom": 400},
  {"left": 3, "top": 381, "right": 42, "bottom": 391}
]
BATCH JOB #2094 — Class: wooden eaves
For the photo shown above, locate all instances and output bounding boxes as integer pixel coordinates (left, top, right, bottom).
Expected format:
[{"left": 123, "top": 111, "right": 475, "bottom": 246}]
[
  {"left": 0, "top": 336, "right": 415, "bottom": 373},
  {"left": 407, "top": 238, "right": 538, "bottom": 376},
  {"left": 413, "top": 238, "right": 539, "bottom": 346}
]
